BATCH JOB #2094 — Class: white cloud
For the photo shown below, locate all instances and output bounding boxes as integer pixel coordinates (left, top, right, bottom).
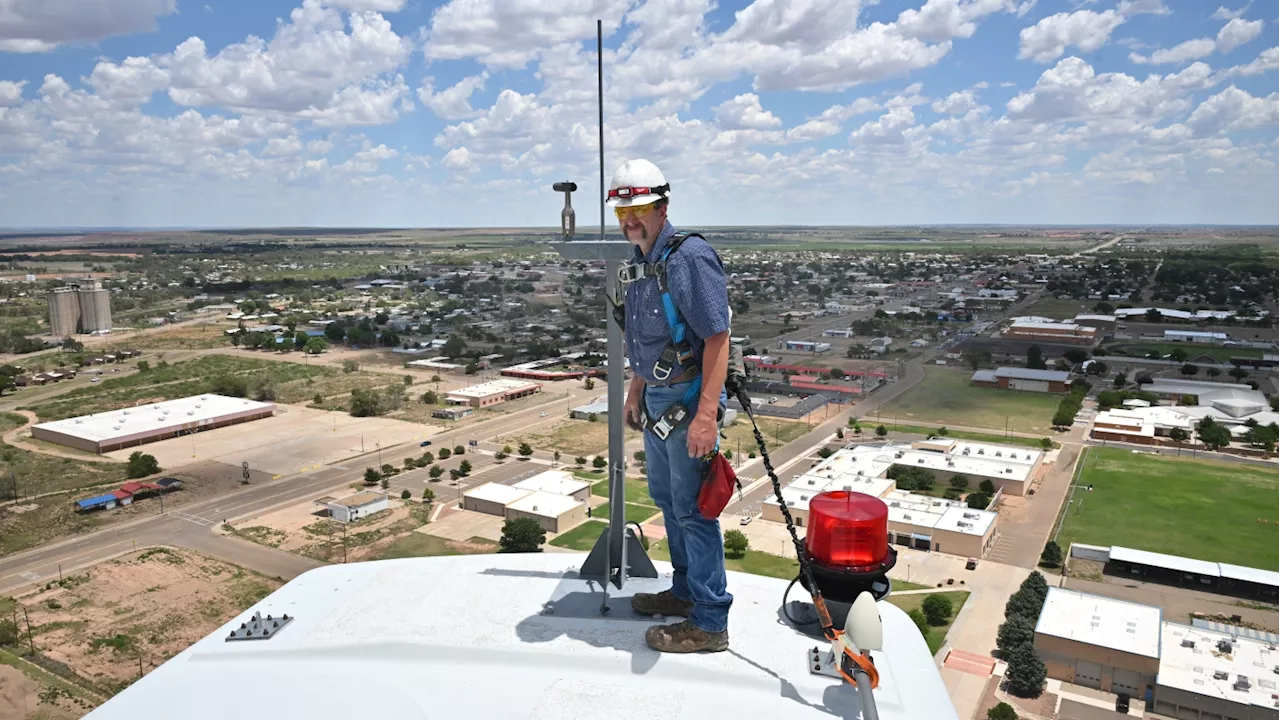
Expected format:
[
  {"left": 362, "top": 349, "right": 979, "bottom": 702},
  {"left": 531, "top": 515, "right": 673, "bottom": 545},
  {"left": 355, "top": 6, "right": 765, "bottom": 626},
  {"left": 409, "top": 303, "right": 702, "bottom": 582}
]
[
  {"left": 1116, "top": 0, "right": 1168, "bottom": 15},
  {"left": 337, "top": 142, "right": 398, "bottom": 172},
  {"left": 161, "top": 0, "right": 411, "bottom": 119},
  {"left": 441, "top": 146, "right": 474, "bottom": 170},
  {"left": 850, "top": 106, "right": 918, "bottom": 145},
  {"left": 714, "top": 93, "right": 782, "bottom": 129},
  {"left": 896, "top": 0, "right": 1017, "bottom": 43},
  {"left": 1007, "top": 57, "right": 1215, "bottom": 125},
  {"left": 264, "top": 135, "right": 303, "bottom": 156},
  {"left": 1018, "top": 10, "right": 1124, "bottom": 63},
  {"left": 932, "top": 90, "right": 980, "bottom": 114},
  {"left": 1186, "top": 86, "right": 1278, "bottom": 136},
  {"left": 784, "top": 119, "right": 842, "bottom": 142},
  {"left": 1211, "top": 3, "right": 1249, "bottom": 20},
  {"left": 323, "top": 0, "right": 407, "bottom": 10},
  {"left": 1129, "top": 38, "right": 1216, "bottom": 65},
  {"left": 296, "top": 75, "right": 412, "bottom": 127},
  {"left": 307, "top": 139, "right": 334, "bottom": 155},
  {"left": 0, "top": 0, "right": 176, "bottom": 53},
  {"left": 1216, "top": 18, "right": 1263, "bottom": 54},
  {"left": 1221, "top": 47, "right": 1279, "bottom": 77},
  {"left": 424, "top": 0, "right": 630, "bottom": 68},
  {"left": 417, "top": 73, "right": 488, "bottom": 120},
  {"left": 0, "top": 80, "right": 27, "bottom": 106}
]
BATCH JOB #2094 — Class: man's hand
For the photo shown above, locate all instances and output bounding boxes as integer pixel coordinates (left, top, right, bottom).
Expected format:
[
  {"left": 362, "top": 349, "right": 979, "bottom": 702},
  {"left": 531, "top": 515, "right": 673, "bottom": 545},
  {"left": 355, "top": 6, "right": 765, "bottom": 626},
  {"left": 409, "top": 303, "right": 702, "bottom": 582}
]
[
  {"left": 624, "top": 392, "right": 644, "bottom": 431},
  {"left": 687, "top": 411, "right": 717, "bottom": 458}
]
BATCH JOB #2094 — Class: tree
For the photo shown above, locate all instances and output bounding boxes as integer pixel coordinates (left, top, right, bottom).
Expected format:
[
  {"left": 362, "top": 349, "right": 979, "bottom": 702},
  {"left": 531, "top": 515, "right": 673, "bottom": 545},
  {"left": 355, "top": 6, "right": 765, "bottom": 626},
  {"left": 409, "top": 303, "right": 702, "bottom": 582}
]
[
  {"left": 1063, "top": 348, "right": 1089, "bottom": 365},
  {"left": 996, "top": 616, "right": 1036, "bottom": 658},
  {"left": 875, "top": 425, "right": 888, "bottom": 437},
  {"left": 453, "top": 445, "right": 465, "bottom": 455},
  {"left": 136, "top": 360, "right": 151, "bottom": 372},
  {"left": 1196, "top": 416, "right": 1232, "bottom": 451},
  {"left": 1169, "top": 427, "right": 1189, "bottom": 453},
  {"left": 1228, "top": 366, "right": 1249, "bottom": 381},
  {"left": 1005, "top": 642, "right": 1047, "bottom": 697},
  {"left": 1026, "top": 344, "right": 1046, "bottom": 370},
  {"left": 723, "top": 529, "right": 749, "bottom": 558},
  {"left": 907, "top": 608, "right": 929, "bottom": 637},
  {"left": 1180, "top": 363, "right": 1199, "bottom": 376},
  {"left": 1022, "top": 571, "right": 1049, "bottom": 603},
  {"left": 350, "top": 388, "right": 383, "bottom": 417},
  {"left": 449, "top": 469, "right": 461, "bottom": 481},
  {"left": 966, "top": 492, "right": 991, "bottom": 509},
  {"left": 422, "top": 488, "right": 435, "bottom": 504},
  {"left": 1039, "top": 541, "right": 1062, "bottom": 568},
  {"left": 442, "top": 335, "right": 467, "bottom": 358},
  {"left": 324, "top": 324, "right": 346, "bottom": 343},
  {"left": 817, "top": 447, "right": 834, "bottom": 459},
  {"left": 828, "top": 367, "right": 844, "bottom": 379},
  {"left": 126, "top": 452, "right": 161, "bottom": 478},
  {"left": 575, "top": 456, "right": 587, "bottom": 466},
  {"left": 922, "top": 594, "right": 953, "bottom": 626},
  {"left": 1206, "top": 366, "right": 1221, "bottom": 377},
  {"left": 835, "top": 427, "right": 844, "bottom": 439},
  {"left": 979, "top": 479, "right": 996, "bottom": 494},
  {"left": 633, "top": 450, "right": 646, "bottom": 463},
  {"left": 936, "top": 426, "right": 949, "bottom": 436},
  {"left": 518, "top": 442, "right": 534, "bottom": 458},
  {"left": 587, "top": 413, "right": 598, "bottom": 423},
  {"left": 459, "top": 460, "right": 472, "bottom": 474},
  {"left": 949, "top": 474, "right": 969, "bottom": 490},
  {"left": 420, "top": 390, "right": 439, "bottom": 404},
  {"left": 304, "top": 337, "right": 328, "bottom": 355},
  {"left": 403, "top": 374, "right": 414, "bottom": 386},
  {"left": 421, "top": 450, "right": 434, "bottom": 464},
  {"left": 583, "top": 377, "right": 595, "bottom": 390},
  {"left": 404, "top": 457, "right": 416, "bottom": 471},
  {"left": 1039, "top": 437, "right": 1053, "bottom": 450},
  {"left": 429, "top": 466, "right": 444, "bottom": 480},
  {"left": 592, "top": 456, "right": 607, "bottom": 469},
  {"left": 987, "top": 702, "right": 1020, "bottom": 720},
  {"left": 499, "top": 517, "right": 546, "bottom": 553},
  {"left": 364, "top": 468, "right": 381, "bottom": 485},
  {"left": 1144, "top": 308, "right": 1163, "bottom": 323},
  {"left": 438, "top": 448, "right": 451, "bottom": 459},
  {"left": 1113, "top": 371, "right": 1127, "bottom": 388},
  {"left": 342, "top": 359, "right": 359, "bottom": 373},
  {"left": 400, "top": 489, "right": 411, "bottom": 500},
  {"left": 553, "top": 450, "right": 561, "bottom": 462}
]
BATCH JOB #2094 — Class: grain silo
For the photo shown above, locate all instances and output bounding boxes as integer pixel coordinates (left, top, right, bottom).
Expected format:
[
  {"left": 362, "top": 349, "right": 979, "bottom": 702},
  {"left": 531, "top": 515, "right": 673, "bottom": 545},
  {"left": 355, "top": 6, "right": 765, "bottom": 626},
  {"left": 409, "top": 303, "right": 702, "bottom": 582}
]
[
  {"left": 47, "top": 287, "right": 81, "bottom": 337},
  {"left": 77, "top": 280, "right": 112, "bottom": 333}
]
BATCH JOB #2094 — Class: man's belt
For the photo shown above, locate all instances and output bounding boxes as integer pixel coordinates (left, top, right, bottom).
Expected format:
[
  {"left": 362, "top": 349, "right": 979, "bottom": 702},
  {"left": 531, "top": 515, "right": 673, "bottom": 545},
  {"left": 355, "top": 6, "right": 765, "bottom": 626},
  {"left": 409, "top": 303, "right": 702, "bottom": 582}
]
[{"left": 644, "top": 366, "right": 698, "bottom": 387}]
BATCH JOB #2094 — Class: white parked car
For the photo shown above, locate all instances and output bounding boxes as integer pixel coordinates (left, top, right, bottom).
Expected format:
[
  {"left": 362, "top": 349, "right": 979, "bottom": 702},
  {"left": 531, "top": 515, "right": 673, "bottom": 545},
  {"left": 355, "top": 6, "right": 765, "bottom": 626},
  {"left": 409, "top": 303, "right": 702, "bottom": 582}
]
[
  {"left": 539, "top": 411, "right": 548, "bottom": 417},
  {"left": 739, "top": 515, "right": 753, "bottom": 526}
]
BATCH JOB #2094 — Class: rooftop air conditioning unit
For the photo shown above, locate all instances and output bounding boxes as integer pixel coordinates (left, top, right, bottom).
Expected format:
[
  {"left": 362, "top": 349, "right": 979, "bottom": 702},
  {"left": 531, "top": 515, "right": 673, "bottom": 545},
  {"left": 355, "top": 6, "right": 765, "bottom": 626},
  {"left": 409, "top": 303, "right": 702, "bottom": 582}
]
[
  {"left": 1218, "top": 640, "right": 1234, "bottom": 654},
  {"left": 995, "top": 451, "right": 1002, "bottom": 457},
  {"left": 1234, "top": 677, "right": 1251, "bottom": 692},
  {"left": 1214, "top": 671, "right": 1230, "bottom": 680},
  {"left": 1182, "top": 639, "right": 1196, "bottom": 649},
  {"left": 977, "top": 449, "right": 984, "bottom": 455}
]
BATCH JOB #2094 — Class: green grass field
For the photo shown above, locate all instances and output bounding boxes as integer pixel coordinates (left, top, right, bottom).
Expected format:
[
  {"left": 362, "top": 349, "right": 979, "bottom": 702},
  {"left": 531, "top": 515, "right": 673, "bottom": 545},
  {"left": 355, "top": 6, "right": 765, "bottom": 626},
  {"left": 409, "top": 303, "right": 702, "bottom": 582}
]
[
  {"left": 1022, "top": 297, "right": 1093, "bottom": 320},
  {"left": 0, "top": 412, "right": 127, "bottom": 497},
  {"left": 591, "top": 477, "right": 654, "bottom": 507},
  {"left": 591, "top": 502, "right": 661, "bottom": 525},
  {"left": 721, "top": 416, "right": 811, "bottom": 455},
  {"left": 886, "top": 591, "right": 970, "bottom": 654},
  {"left": 881, "top": 422, "right": 1057, "bottom": 449},
  {"left": 878, "top": 367, "right": 1062, "bottom": 431},
  {"left": 549, "top": 520, "right": 607, "bottom": 550},
  {"left": 1105, "top": 342, "right": 1264, "bottom": 363},
  {"left": 1057, "top": 448, "right": 1278, "bottom": 568},
  {"left": 373, "top": 533, "right": 497, "bottom": 560}
]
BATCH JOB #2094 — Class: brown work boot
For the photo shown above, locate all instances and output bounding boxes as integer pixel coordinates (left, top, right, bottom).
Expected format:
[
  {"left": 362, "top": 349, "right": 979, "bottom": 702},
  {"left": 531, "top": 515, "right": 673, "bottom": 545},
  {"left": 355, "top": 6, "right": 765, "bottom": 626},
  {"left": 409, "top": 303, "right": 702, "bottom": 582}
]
[
  {"left": 645, "top": 619, "right": 729, "bottom": 653},
  {"left": 630, "top": 589, "right": 695, "bottom": 617}
]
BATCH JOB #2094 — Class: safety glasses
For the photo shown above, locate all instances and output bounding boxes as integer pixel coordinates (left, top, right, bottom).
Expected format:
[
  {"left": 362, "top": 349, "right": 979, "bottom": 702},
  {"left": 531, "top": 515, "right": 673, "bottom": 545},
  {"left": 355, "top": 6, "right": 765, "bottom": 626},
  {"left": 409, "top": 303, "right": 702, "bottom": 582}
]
[{"left": 614, "top": 204, "right": 657, "bottom": 220}]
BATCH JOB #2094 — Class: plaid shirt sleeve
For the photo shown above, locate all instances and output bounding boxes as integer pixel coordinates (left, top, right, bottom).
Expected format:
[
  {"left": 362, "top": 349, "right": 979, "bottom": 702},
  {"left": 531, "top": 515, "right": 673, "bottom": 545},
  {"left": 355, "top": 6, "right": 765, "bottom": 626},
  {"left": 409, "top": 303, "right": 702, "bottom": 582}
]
[{"left": 667, "top": 236, "right": 730, "bottom": 340}]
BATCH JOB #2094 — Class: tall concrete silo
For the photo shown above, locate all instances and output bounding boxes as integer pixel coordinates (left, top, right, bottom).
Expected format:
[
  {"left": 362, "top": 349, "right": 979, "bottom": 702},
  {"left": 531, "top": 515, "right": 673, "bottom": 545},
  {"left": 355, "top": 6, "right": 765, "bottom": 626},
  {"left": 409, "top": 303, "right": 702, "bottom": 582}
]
[
  {"left": 77, "top": 281, "right": 112, "bottom": 333},
  {"left": 48, "top": 287, "right": 81, "bottom": 337}
]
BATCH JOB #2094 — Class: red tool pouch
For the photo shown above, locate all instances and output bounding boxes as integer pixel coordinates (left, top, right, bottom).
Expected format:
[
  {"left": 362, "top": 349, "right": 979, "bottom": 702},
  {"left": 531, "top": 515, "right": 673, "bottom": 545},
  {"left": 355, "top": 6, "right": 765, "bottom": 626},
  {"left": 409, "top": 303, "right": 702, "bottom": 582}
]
[{"left": 697, "top": 452, "right": 742, "bottom": 519}]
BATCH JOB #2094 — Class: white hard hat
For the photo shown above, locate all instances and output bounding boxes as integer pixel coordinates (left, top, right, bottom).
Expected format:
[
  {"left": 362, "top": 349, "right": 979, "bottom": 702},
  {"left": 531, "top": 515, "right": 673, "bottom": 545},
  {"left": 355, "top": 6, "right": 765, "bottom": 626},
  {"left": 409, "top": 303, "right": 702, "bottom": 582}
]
[{"left": 605, "top": 158, "right": 670, "bottom": 207}]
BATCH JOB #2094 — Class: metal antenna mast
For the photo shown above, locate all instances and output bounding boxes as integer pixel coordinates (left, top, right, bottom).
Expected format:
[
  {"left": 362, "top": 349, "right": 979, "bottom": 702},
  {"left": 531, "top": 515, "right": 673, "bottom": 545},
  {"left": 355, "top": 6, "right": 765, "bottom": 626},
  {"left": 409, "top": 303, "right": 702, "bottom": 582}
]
[{"left": 552, "top": 20, "right": 657, "bottom": 610}]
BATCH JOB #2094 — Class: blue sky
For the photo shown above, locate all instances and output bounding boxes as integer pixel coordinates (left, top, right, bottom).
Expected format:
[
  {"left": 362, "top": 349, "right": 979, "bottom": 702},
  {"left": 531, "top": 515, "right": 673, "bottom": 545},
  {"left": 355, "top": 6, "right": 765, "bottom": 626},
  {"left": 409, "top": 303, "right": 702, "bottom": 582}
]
[{"left": 0, "top": 0, "right": 1275, "bottom": 228}]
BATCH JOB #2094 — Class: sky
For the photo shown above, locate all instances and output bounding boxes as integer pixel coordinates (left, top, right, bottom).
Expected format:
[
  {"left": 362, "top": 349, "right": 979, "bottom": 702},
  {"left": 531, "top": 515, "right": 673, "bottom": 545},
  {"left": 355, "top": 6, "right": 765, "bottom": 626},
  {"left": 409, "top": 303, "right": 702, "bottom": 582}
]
[{"left": 0, "top": 0, "right": 1276, "bottom": 229}]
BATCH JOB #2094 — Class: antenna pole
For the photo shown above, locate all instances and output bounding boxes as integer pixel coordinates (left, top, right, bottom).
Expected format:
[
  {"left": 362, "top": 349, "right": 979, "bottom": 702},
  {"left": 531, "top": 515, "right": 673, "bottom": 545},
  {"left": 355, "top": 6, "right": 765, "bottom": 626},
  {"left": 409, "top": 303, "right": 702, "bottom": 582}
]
[{"left": 598, "top": 18, "right": 605, "bottom": 242}]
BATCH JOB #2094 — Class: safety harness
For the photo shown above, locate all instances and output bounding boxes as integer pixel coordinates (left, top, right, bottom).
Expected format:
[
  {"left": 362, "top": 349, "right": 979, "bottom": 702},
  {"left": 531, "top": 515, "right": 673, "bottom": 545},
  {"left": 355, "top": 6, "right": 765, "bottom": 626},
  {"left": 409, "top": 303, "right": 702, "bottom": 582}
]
[{"left": 614, "top": 232, "right": 711, "bottom": 441}]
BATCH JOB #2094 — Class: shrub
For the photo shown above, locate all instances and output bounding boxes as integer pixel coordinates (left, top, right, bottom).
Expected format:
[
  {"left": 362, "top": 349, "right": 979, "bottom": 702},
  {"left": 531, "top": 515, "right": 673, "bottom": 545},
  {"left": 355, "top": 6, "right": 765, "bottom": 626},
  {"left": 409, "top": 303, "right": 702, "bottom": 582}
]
[
  {"left": 987, "top": 702, "right": 1019, "bottom": 720},
  {"left": 723, "top": 530, "right": 749, "bottom": 558},
  {"left": 922, "top": 594, "right": 953, "bottom": 626},
  {"left": 400, "top": 489, "right": 411, "bottom": 500}
]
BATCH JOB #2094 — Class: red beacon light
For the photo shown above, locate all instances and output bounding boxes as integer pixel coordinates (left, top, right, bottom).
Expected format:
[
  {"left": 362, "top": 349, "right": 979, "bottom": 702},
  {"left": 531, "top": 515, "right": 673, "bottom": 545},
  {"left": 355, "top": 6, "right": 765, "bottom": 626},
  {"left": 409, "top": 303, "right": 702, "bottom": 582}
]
[{"left": 800, "top": 491, "right": 897, "bottom": 604}]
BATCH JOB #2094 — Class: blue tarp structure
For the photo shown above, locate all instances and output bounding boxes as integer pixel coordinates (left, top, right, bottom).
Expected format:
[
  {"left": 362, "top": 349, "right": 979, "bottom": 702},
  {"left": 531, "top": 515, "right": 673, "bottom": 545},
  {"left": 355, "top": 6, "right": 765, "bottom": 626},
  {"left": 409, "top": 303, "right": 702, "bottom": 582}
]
[{"left": 76, "top": 493, "right": 116, "bottom": 510}]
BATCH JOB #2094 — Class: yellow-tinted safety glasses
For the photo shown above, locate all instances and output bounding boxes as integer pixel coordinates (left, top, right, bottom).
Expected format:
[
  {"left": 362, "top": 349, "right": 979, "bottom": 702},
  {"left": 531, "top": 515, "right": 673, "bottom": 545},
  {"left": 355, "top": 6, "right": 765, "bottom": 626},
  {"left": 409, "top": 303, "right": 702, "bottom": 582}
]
[{"left": 613, "top": 204, "right": 657, "bottom": 221}]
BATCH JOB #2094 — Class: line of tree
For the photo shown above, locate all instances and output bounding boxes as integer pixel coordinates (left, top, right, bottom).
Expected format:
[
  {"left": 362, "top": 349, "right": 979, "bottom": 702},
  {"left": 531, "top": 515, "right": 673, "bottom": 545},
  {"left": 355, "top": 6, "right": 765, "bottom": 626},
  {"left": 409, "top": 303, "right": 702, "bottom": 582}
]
[
  {"left": 996, "top": 571, "right": 1049, "bottom": 697},
  {"left": 1051, "top": 382, "right": 1089, "bottom": 428}
]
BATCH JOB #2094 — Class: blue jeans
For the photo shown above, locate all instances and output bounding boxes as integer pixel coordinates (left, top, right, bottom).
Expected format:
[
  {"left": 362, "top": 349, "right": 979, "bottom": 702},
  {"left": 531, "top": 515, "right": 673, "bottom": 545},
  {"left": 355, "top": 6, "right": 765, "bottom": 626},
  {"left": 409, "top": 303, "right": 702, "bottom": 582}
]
[{"left": 643, "top": 380, "right": 732, "bottom": 633}]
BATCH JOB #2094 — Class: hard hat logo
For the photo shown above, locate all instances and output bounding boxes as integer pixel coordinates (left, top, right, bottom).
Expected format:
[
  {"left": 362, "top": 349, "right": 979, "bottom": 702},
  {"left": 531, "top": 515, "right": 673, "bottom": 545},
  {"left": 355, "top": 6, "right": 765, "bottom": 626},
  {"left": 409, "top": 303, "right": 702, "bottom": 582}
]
[{"left": 606, "top": 158, "right": 670, "bottom": 207}]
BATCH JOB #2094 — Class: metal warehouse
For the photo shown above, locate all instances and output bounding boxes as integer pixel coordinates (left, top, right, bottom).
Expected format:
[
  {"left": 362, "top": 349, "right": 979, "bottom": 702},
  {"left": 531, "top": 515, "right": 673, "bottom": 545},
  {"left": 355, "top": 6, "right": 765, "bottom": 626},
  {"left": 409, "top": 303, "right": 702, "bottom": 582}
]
[{"left": 32, "top": 394, "right": 276, "bottom": 454}]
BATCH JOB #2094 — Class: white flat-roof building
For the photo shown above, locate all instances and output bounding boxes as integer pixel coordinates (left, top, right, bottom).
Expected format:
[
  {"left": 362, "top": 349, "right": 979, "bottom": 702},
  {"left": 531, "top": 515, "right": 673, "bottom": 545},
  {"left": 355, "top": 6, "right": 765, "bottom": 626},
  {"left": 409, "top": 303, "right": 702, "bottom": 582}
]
[
  {"left": 512, "top": 471, "right": 591, "bottom": 501},
  {"left": 316, "top": 491, "right": 389, "bottom": 524},
  {"left": 1155, "top": 623, "right": 1280, "bottom": 720},
  {"left": 505, "top": 491, "right": 585, "bottom": 533},
  {"left": 1034, "top": 587, "right": 1163, "bottom": 697},
  {"left": 462, "top": 482, "right": 532, "bottom": 517},
  {"left": 406, "top": 357, "right": 466, "bottom": 373},
  {"left": 32, "top": 394, "right": 276, "bottom": 454},
  {"left": 444, "top": 379, "right": 542, "bottom": 408}
]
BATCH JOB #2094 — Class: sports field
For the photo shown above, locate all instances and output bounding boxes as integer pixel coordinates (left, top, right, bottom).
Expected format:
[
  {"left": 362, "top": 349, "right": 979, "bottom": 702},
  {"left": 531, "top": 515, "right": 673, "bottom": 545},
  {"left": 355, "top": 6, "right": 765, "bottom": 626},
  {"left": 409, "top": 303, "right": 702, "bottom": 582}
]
[
  {"left": 877, "top": 367, "right": 1061, "bottom": 431},
  {"left": 1056, "top": 448, "right": 1278, "bottom": 568}
]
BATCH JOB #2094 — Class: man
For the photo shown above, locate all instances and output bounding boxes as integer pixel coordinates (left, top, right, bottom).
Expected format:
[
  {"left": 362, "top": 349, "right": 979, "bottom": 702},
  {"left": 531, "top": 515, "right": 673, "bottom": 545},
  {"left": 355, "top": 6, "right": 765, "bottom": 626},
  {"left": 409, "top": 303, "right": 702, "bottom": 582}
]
[{"left": 606, "top": 158, "right": 732, "bottom": 653}]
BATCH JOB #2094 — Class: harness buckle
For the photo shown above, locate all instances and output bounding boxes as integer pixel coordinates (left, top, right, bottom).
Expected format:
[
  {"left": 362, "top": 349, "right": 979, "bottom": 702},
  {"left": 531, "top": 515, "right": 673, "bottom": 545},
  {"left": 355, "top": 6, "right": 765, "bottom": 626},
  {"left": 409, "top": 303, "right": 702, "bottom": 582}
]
[
  {"left": 617, "top": 263, "right": 646, "bottom": 284},
  {"left": 652, "top": 345, "right": 680, "bottom": 381},
  {"left": 652, "top": 403, "right": 688, "bottom": 441}
]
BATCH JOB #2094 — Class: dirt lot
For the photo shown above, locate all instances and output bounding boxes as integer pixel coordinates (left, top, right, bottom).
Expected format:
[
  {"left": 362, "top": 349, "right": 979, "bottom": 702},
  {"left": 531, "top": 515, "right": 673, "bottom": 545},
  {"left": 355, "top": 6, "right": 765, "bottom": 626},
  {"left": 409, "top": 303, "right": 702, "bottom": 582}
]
[
  {"left": 497, "top": 417, "right": 641, "bottom": 458},
  {"left": 104, "top": 406, "right": 442, "bottom": 477},
  {"left": 388, "top": 389, "right": 570, "bottom": 430},
  {"left": 13, "top": 547, "right": 283, "bottom": 701},
  {"left": 1, "top": 460, "right": 263, "bottom": 557},
  {"left": 225, "top": 494, "right": 438, "bottom": 563},
  {"left": 128, "top": 322, "right": 230, "bottom": 350}
]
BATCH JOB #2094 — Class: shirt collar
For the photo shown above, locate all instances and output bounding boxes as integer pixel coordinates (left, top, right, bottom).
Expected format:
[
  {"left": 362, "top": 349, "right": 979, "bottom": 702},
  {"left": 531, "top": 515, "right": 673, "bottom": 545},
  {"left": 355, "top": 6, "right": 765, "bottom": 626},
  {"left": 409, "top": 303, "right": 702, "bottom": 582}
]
[{"left": 635, "top": 220, "right": 677, "bottom": 264}]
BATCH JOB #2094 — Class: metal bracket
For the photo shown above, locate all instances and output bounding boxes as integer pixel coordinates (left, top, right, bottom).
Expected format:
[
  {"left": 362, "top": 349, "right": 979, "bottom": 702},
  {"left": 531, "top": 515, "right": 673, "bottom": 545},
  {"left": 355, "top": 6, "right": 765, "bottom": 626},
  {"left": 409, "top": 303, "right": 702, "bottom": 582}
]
[
  {"left": 226, "top": 611, "right": 293, "bottom": 642},
  {"left": 808, "top": 645, "right": 844, "bottom": 679}
]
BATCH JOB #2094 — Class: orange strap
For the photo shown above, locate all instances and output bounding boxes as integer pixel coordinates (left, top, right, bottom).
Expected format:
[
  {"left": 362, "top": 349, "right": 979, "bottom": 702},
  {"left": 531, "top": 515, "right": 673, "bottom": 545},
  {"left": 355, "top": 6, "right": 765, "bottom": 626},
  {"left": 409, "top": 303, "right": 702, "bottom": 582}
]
[{"left": 837, "top": 645, "right": 880, "bottom": 689}]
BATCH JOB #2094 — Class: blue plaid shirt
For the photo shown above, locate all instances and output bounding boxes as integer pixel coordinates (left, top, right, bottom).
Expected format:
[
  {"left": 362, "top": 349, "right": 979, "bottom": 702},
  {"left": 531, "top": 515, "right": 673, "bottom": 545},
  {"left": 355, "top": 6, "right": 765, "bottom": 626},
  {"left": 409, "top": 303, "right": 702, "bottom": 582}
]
[{"left": 624, "top": 221, "right": 731, "bottom": 384}]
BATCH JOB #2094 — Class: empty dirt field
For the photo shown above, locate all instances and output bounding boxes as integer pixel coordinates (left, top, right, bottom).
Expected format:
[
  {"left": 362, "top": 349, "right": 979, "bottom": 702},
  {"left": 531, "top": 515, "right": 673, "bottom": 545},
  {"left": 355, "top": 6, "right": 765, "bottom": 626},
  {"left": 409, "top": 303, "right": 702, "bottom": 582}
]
[
  {"left": 226, "top": 494, "right": 438, "bottom": 563},
  {"left": 10, "top": 547, "right": 283, "bottom": 704},
  {"left": 104, "top": 406, "right": 443, "bottom": 476}
]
